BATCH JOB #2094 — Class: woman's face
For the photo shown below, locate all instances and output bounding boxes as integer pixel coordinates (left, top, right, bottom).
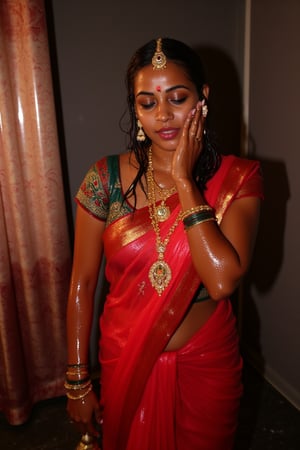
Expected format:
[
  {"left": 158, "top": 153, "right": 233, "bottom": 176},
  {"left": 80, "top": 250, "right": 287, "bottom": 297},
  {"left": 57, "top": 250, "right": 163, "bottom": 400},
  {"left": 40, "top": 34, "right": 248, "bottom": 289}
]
[{"left": 134, "top": 62, "right": 201, "bottom": 151}]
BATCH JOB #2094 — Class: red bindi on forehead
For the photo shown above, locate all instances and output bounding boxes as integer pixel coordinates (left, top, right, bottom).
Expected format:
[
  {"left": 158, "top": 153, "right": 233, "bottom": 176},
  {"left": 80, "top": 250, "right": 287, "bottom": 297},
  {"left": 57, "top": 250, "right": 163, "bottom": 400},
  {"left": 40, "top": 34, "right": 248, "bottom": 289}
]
[{"left": 156, "top": 86, "right": 161, "bottom": 92}]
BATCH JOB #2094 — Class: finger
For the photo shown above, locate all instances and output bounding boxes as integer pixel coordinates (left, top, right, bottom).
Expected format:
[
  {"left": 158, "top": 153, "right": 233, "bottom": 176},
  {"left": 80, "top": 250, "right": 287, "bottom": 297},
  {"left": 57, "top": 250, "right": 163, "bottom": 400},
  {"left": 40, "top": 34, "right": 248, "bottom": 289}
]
[
  {"left": 72, "top": 419, "right": 86, "bottom": 435},
  {"left": 195, "top": 100, "right": 208, "bottom": 141},
  {"left": 189, "top": 101, "right": 203, "bottom": 141},
  {"left": 75, "top": 420, "right": 100, "bottom": 439},
  {"left": 181, "top": 107, "right": 196, "bottom": 138}
]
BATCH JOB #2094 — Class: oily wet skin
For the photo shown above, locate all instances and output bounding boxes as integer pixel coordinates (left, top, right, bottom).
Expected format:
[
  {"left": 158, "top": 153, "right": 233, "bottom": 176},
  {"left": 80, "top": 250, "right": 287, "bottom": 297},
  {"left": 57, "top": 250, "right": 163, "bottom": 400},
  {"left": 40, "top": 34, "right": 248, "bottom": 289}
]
[{"left": 134, "top": 62, "right": 201, "bottom": 153}]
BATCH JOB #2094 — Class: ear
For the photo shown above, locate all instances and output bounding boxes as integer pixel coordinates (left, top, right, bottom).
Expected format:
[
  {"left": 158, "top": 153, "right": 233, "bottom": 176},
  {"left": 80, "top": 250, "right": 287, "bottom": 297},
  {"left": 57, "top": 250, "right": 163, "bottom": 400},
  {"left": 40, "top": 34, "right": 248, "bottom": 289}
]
[{"left": 202, "top": 84, "right": 210, "bottom": 101}]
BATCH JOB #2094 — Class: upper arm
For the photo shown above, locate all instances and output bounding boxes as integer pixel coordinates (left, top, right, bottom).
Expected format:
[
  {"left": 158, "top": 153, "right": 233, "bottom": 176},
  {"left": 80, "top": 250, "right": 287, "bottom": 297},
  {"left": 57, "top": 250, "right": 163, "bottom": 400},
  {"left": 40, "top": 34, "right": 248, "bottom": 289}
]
[
  {"left": 220, "top": 195, "right": 261, "bottom": 275},
  {"left": 70, "top": 205, "right": 106, "bottom": 296}
]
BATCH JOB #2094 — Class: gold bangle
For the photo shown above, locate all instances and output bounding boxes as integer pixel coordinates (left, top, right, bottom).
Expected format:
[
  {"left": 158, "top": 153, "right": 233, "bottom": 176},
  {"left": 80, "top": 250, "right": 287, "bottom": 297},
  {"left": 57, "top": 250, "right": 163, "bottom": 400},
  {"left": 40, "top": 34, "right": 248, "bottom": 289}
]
[
  {"left": 64, "top": 380, "right": 92, "bottom": 391},
  {"left": 181, "top": 205, "right": 213, "bottom": 220},
  {"left": 66, "top": 370, "right": 89, "bottom": 377},
  {"left": 66, "top": 384, "right": 93, "bottom": 400}
]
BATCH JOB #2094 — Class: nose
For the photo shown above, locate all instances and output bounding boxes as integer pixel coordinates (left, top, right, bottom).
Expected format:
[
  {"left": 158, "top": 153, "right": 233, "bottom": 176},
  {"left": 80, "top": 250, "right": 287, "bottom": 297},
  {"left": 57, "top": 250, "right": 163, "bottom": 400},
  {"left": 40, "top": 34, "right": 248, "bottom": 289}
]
[{"left": 155, "top": 102, "right": 173, "bottom": 122}]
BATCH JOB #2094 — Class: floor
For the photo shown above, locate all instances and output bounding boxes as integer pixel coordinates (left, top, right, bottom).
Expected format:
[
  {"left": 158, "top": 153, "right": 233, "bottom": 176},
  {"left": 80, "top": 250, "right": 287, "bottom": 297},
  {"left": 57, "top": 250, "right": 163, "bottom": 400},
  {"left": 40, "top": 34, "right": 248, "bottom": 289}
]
[{"left": 1, "top": 363, "right": 299, "bottom": 450}]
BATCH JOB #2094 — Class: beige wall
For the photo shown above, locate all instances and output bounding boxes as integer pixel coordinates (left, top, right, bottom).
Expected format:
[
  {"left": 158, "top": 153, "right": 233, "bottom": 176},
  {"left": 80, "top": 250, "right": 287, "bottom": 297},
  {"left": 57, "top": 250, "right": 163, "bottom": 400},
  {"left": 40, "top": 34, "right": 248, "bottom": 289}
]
[
  {"left": 48, "top": 0, "right": 300, "bottom": 407},
  {"left": 242, "top": 0, "right": 300, "bottom": 408}
]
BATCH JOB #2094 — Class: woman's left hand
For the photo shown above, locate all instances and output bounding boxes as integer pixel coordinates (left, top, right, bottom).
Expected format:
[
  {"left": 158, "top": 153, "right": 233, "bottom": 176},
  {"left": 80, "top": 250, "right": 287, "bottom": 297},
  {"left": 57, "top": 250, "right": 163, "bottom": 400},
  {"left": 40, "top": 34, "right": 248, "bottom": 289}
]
[{"left": 172, "top": 99, "right": 207, "bottom": 183}]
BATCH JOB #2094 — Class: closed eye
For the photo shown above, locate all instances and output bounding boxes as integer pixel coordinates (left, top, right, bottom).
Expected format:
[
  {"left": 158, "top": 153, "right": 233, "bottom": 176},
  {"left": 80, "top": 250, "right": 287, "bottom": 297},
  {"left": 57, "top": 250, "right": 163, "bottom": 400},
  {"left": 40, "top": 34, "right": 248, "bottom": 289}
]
[
  {"left": 140, "top": 102, "right": 156, "bottom": 109},
  {"left": 170, "top": 97, "right": 187, "bottom": 105}
]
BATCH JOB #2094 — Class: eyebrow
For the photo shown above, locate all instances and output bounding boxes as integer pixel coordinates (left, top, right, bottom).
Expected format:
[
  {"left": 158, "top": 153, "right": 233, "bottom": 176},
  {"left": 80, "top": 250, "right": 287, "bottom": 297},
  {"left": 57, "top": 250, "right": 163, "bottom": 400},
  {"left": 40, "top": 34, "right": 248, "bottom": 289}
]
[{"left": 136, "top": 84, "right": 191, "bottom": 97}]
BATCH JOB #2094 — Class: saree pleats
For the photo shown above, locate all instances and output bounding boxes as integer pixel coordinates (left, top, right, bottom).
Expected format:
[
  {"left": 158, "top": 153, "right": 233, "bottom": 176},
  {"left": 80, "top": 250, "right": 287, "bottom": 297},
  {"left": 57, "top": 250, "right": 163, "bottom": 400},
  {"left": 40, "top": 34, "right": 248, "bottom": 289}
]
[
  {"left": 122, "top": 300, "right": 242, "bottom": 450},
  {"left": 127, "top": 352, "right": 177, "bottom": 450},
  {"left": 175, "top": 300, "right": 243, "bottom": 450}
]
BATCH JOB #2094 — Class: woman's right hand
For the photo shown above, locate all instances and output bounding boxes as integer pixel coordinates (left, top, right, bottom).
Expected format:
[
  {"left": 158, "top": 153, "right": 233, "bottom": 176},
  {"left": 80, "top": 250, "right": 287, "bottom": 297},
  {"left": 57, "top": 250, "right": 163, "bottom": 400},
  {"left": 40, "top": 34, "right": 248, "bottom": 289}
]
[
  {"left": 67, "top": 388, "right": 103, "bottom": 437},
  {"left": 172, "top": 100, "right": 207, "bottom": 185}
]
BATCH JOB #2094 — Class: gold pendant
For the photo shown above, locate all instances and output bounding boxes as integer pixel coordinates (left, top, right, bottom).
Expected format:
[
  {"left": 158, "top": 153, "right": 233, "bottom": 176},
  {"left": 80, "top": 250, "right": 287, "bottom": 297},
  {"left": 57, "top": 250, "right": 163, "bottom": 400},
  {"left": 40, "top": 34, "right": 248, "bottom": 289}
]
[
  {"left": 148, "top": 260, "right": 172, "bottom": 296},
  {"left": 156, "top": 203, "right": 170, "bottom": 222}
]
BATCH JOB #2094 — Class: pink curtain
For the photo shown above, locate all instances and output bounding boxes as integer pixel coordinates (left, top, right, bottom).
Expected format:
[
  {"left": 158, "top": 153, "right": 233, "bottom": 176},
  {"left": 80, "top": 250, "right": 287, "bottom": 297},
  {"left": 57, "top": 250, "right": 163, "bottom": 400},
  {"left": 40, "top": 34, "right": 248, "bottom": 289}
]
[{"left": 0, "top": 0, "right": 71, "bottom": 425}]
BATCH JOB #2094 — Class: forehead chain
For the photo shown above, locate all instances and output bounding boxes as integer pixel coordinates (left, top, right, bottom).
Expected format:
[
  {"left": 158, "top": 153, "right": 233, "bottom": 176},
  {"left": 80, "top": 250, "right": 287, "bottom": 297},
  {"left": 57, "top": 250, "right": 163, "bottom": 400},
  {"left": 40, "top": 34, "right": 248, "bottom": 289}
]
[{"left": 152, "top": 38, "right": 167, "bottom": 70}]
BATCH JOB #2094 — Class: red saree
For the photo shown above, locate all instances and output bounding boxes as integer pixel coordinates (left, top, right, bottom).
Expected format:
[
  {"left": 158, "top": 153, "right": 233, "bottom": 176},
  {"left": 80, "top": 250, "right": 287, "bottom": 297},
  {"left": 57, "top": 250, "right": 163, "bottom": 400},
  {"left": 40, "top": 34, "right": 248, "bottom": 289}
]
[{"left": 76, "top": 154, "right": 263, "bottom": 450}]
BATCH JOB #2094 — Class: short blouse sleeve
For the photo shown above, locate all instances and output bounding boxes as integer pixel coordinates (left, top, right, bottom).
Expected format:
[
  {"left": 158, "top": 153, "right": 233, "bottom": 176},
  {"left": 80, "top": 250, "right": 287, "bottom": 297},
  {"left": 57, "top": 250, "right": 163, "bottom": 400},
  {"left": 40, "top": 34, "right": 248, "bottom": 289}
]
[
  {"left": 235, "top": 161, "right": 264, "bottom": 200},
  {"left": 75, "top": 158, "right": 109, "bottom": 221}
]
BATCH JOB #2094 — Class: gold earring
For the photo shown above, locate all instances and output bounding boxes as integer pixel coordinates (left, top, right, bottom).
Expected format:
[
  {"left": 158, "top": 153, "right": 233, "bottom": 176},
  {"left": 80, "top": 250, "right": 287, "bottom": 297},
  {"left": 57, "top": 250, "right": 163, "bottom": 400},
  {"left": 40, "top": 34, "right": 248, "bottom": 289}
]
[{"left": 136, "top": 119, "right": 146, "bottom": 142}]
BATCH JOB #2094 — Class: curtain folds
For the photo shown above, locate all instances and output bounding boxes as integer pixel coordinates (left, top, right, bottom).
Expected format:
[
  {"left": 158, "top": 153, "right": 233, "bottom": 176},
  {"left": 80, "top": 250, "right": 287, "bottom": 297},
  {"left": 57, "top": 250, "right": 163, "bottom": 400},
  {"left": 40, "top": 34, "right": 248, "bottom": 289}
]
[{"left": 0, "top": 0, "right": 71, "bottom": 425}]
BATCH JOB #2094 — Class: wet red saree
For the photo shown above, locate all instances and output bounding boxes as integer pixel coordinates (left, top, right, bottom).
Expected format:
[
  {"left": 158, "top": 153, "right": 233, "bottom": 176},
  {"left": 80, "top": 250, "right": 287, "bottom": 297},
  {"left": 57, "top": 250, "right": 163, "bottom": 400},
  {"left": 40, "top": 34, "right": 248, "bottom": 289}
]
[{"left": 76, "top": 154, "right": 263, "bottom": 450}]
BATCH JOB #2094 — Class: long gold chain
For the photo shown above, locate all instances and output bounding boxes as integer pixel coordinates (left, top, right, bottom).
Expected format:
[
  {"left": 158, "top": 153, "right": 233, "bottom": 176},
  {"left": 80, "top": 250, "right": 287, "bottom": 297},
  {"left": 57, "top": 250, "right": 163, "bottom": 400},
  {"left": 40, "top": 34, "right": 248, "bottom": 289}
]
[
  {"left": 147, "top": 147, "right": 182, "bottom": 295},
  {"left": 148, "top": 148, "right": 176, "bottom": 222}
]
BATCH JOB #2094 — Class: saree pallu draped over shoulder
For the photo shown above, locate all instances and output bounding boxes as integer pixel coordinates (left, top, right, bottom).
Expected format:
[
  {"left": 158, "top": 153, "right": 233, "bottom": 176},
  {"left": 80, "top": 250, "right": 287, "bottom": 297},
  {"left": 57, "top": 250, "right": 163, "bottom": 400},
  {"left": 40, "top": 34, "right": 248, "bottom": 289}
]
[{"left": 95, "top": 155, "right": 263, "bottom": 450}]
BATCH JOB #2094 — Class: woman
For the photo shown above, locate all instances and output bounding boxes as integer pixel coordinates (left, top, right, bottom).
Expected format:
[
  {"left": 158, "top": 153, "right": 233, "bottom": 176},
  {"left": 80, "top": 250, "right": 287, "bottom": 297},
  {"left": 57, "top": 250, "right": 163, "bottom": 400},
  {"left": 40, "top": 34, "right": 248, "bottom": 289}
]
[{"left": 65, "top": 38, "right": 263, "bottom": 450}]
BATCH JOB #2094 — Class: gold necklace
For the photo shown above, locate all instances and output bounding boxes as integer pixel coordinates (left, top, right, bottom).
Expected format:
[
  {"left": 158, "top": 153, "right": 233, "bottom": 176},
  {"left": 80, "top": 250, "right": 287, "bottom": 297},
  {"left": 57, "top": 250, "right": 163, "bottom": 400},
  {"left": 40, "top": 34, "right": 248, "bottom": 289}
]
[
  {"left": 148, "top": 149, "right": 176, "bottom": 222},
  {"left": 147, "top": 148, "right": 182, "bottom": 296}
]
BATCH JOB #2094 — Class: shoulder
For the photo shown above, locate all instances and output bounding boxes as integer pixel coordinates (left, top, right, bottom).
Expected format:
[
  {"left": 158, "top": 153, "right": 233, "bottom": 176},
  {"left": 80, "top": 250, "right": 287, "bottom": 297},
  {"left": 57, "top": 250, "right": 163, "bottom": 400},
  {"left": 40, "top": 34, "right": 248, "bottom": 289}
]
[
  {"left": 92, "top": 152, "right": 135, "bottom": 179},
  {"left": 219, "top": 154, "right": 261, "bottom": 174},
  {"left": 94, "top": 154, "right": 120, "bottom": 176},
  {"left": 205, "top": 154, "right": 264, "bottom": 216},
  {"left": 119, "top": 151, "right": 140, "bottom": 193},
  {"left": 119, "top": 151, "right": 138, "bottom": 172},
  {"left": 217, "top": 154, "right": 264, "bottom": 200},
  {"left": 75, "top": 153, "right": 121, "bottom": 221}
]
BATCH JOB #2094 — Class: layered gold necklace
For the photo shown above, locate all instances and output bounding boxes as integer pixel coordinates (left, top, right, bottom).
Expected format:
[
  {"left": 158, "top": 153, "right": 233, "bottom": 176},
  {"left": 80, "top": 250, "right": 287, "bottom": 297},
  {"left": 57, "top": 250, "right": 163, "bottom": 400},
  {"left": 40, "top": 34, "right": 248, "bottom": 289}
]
[
  {"left": 147, "top": 148, "right": 177, "bottom": 221},
  {"left": 147, "top": 148, "right": 182, "bottom": 296},
  {"left": 154, "top": 181, "right": 177, "bottom": 222}
]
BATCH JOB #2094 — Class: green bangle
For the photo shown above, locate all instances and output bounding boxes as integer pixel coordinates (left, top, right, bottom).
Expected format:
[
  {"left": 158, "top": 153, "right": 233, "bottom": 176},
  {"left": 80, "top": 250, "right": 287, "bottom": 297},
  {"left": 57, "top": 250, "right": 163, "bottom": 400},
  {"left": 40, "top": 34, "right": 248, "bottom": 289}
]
[
  {"left": 183, "top": 210, "right": 215, "bottom": 229},
  {"left": 184, "top": 217, "right": 216, "bottom": 230}
]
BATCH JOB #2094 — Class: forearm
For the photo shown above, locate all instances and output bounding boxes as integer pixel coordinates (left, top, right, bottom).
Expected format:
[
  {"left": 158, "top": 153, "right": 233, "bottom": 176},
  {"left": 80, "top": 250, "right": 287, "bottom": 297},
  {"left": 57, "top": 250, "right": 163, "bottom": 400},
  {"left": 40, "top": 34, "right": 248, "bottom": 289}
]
[
  {"left": 66, "top": 282, "right": 95, "bottom": 366},
  {"left": 65, "top": 278, "right": 102, "bottom": 429}
]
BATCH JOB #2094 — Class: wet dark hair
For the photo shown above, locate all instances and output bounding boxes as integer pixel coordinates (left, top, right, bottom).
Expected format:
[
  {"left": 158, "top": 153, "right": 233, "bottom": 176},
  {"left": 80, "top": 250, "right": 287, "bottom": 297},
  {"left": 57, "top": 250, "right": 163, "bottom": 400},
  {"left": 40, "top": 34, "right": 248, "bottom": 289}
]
[{"left": 122, "top": 37, "right": 221, "bottom": 203}]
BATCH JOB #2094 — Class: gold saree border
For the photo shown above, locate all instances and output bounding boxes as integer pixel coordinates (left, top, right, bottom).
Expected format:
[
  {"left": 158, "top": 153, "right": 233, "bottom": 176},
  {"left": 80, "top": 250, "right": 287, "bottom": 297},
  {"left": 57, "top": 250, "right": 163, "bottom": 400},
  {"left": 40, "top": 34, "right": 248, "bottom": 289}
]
[{"left": 103, "top": 193, "right": 180, "bottom": 259}]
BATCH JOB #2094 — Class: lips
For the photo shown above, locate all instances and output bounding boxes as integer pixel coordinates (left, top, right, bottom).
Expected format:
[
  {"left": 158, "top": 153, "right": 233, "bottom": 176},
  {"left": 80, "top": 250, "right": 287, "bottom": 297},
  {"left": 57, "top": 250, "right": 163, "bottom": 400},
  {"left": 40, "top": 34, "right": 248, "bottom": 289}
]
[{"left": 156, "top": 127, "right": 179, "bottom": 140}]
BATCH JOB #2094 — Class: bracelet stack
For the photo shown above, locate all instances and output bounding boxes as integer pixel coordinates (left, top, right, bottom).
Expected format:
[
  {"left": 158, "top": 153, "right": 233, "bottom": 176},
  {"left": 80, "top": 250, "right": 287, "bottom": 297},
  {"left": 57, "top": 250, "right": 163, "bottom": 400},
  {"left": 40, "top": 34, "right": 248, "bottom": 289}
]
[
  {"left": 65, "top": 363, "right": 92, "bottom": 401},
  {"left": 182, "top": 205, "right": 216, "bottom": 231}
]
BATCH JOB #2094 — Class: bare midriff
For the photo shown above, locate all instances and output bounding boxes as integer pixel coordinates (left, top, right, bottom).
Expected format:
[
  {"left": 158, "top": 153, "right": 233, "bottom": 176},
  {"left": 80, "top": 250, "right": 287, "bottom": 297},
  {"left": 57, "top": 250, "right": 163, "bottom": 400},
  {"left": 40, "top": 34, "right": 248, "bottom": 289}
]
[{"left": 164, "top": 298, "right": 218, "bottom": 351}]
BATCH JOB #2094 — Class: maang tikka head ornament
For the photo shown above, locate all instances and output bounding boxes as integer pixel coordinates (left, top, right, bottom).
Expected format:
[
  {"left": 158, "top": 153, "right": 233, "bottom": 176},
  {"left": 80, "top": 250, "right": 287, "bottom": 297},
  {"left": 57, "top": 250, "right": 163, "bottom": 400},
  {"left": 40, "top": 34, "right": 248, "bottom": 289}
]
[{"left": 152, "top": 38, "right": 167, "bottom": 70}]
